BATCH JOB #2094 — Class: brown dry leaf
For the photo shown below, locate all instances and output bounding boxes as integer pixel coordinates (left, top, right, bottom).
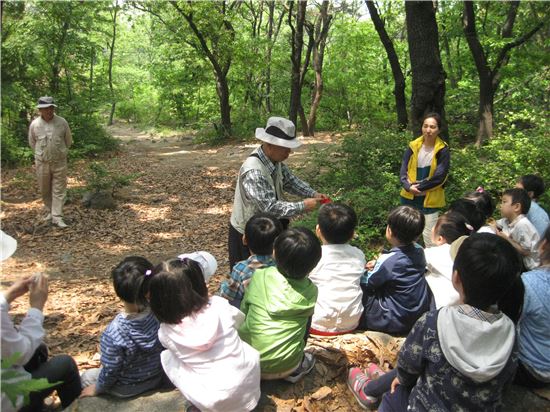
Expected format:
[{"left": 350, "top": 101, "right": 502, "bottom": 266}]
[{"left": 311, "top": 386, "right": 332, "bottom": 401}]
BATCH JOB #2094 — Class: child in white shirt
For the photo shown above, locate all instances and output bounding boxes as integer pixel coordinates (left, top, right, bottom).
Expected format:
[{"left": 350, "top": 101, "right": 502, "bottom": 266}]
[
  {"left": 425, "top": 212, "right": 473, "bottom": 308},
  {"left": 309, "top": 203, "right": 366, "bottom": 335},
  {"left": 496, "top": 188, "right": 540, "bottom": 269}
]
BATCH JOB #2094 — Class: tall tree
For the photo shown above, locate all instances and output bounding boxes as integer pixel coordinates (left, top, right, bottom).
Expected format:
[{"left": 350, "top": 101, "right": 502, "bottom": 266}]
[
  {"left": 405, "top": 1, "right": 447, "bottom": 139},
  {"left": 135, "top": 1, "right": 236, "bottom": 138},
  {"left": 365, "top": 0, "right": 407, "bottom": 129},
  {"left": 288, "top": 0, "right": 307, "bottom": 127},
  {"left": 306, "top": 0, "right": 333, "bottom": 135},
  {"left": 107, "top": 2, "right": 119, "bottom": 126},
  {"left": 462, "top": 0, "right": 543, "bottom": 145}
]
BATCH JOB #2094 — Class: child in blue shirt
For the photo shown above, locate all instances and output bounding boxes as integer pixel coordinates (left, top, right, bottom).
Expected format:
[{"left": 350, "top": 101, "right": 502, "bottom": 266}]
[
  {"left": 219, "top": 213, "right": 283, "bottom": 308},
  {"left": 80, "top": 257, "right": 164, "bottom": 398},
  {"left": 359, "top": 205, "right": 431, "bottom": 335}
]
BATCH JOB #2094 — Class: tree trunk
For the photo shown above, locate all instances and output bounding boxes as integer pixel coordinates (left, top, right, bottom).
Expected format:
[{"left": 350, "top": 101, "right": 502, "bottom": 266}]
[
  {"left": 216, "top": 72, "right": 232, "bottom": 138},
  {"left": 298, "top": 104, "right": 310, "bottom": 136},
  {"left": 307, "top": 0, "right": 333, "bottom": 136},
  {"left": 365, "top": 0, "right": 407, "bottom": 129},
  {"left": 405, "top": 1, "right": 447, "bottom": 140},
  {"left": 88, "top": 46, "right": 94, "bottom": 118},
  {"left": 288, "top": 0, "right": 307, "bottom": 126},
  {"left": 108, "top": 3, "right": 118, "bottom": 126},
  {"left": 463, "top": 1, "right": 543, "bottom": 145}
]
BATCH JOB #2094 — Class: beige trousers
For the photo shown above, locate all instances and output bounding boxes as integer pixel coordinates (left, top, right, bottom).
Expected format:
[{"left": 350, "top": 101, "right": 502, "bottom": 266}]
[{"left": 36, "top": 160, "right": 67, "bottom": 218}]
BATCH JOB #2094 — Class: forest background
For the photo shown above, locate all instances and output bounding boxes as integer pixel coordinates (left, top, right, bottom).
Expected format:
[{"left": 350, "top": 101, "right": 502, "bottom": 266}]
[{"left": 2, "top": 0, "right": 549, "bottom": 248}]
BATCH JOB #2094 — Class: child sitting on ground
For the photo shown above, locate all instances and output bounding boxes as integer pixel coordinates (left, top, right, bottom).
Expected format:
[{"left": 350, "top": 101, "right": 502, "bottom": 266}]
[
  {"left": 496, "top": 188, "right": 540, "bottom": 269},
  {"left": 516, "top": 174, "right": 550, "bottom": 236},
  {"left": 148, "top": 256, "right": 261, "bottom": 412},
  {"left": 348, "top": 233, "right": 523, "bottom": 410},
  {"left": 516, "top": 226, "right": 550, "bottom": 388},
  {"left": 464, "top": 187, "right": 497, "bottom": 233},
  {"left": 309, "top": 203, "right": 366, "bottom": 335},
  {"left": 239, "top": 227, "right": 321, "bottom": 382},
  {"left": 448, "top": 198, "right": 484, "bottom": 232},
  {"left": 424, "top": 211, "right": 473, "bottom": 309},
  {"left": 80, "top": 257, "right": 165, "bottom": 398},
  {"left": 219, "top": 213, "right": 282, "bottom": 308},
  {"left": 359, "top": 206, "right": 431, "bottom": 335}
]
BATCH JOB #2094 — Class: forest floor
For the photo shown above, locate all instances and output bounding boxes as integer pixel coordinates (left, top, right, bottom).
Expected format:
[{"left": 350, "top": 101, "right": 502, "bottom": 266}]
[{"left": 1, "top": 124, "right": 549, "bottom": 411}]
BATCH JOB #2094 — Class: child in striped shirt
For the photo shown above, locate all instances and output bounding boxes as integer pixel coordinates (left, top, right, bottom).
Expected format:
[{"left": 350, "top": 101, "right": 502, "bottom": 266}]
[{"left": 80, "top": 256, "right": 164, "bottom": 398}]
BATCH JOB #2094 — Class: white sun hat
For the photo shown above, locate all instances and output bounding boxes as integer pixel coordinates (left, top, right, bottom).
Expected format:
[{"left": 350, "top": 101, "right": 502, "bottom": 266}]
[
  {"left": 0, "top": 231, "right": 17, "bottom": 261},
  {"left": 255, "top": 116, "right": 302, "bottom": 149},
  {"left": 177, "top": 251, "right": 218, "bottom": 282},
  {"left": 36, "top": 96, "right": 57, "bottom": 109}
]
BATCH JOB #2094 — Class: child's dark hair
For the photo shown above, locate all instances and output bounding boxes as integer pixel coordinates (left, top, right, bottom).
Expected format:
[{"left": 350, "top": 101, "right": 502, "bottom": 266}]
[
  {"left": 245, "top": 213, "right": 283, "bottom": 255},
  {"left": 422, "top": 112, "right": 442, "bottom": 129},
  {"left": 518, "top": 174, "right": 545, "bottom": 200},
  {"left": 453, "top": 233, "right": 524, "bottom": 322},
  {"left": 464, "top": 190, "right": 495, "bottom": 220},
  {"left": 448, "top": 199, "right": 484, "bottom": 231},
  {"left": 387, "top": 205, "right": 425, "bottom": 244},
  {"left": 317, "top": 202, "right": 357, "bottom": 244},
  {"left": 111, "top": 256, "right": 154, "bottom": 306},
  {"left": 503, "top": 188, "right": 531, "bottom": 215},
  {"left": 274, "top": 227, "right": 321, "bottom": 279},
  {"left": 434, "top": 211, "right": 473, "bottom": 243},
  {"left": 148, "top": 258, "right": 209, "bottom": 324}
]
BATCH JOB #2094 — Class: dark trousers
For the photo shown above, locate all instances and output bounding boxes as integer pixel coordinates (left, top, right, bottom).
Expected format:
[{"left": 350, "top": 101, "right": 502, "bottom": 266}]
[
  {"left": 379, "top": 383, "right": 411, "bottom": 412},
  {"left": 228, "top": 223, "right": 250, "bottom": 270},
  {"left": 514, "top": 360, "right": 548, "bottom": 389},
  {"left": 20, "top": 346, "right": 81, "bottom": 411}
]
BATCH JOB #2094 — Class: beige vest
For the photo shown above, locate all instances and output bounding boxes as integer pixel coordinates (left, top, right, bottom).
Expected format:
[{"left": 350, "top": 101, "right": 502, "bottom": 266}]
[{"left": 230, "top": 152, "right": 284, "bottom": 234}]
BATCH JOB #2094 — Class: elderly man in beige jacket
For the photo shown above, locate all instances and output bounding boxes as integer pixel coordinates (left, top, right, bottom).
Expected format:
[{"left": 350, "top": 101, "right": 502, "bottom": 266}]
[{"left": 28, "top": 96, "right": 72, "bottom": 228}]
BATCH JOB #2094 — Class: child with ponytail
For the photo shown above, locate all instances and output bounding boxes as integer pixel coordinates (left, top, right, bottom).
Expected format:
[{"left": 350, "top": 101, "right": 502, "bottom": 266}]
[
  {"left": 148, "top": 256, "right": 261, "bottom": 412},
  {"left": 80, "top": 257, "right": 164, "bottom": 398}
]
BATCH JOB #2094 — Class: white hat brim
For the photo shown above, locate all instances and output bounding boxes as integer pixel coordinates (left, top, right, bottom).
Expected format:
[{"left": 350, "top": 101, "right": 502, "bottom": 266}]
[
  {"left": 255, "top": 128, "right": 302, "bottom": 149},
  {"left": 36, "top": 104, "right": 57, "bottom": 109},
  {"left": 0, "top": 231, "right": 17, "bottom": 261},
  {"left": 177, "top": 251, "right": 218, "bottom": 282}
]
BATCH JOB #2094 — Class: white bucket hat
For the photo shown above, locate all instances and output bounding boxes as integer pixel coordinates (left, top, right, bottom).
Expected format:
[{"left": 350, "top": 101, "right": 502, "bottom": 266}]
[
  {"left": 177, "top": 251, "right": 218, "bottom": 282},
  {"left": 0, "top": 230, "right": 17, "bottom": 261},
  {"left": 255, "top": 117, "right": 302, "bottom": 149},
  {"left": 36, "top": 96, "right": 57, "bottom": 109}
]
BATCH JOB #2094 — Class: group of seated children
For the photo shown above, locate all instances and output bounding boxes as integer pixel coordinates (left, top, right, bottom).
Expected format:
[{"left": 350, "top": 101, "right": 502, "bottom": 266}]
[{"left": 2, "top": 174, "right": 548, "bottom": 412}]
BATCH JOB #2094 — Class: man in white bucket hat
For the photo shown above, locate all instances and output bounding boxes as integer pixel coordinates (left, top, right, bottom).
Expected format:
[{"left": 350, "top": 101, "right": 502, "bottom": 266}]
[
  {"left": 229, "top": 117, "right": 327, "bottom": 268},
  {"left": 28, "top": 96, "right": 72, "bottom": 228}
]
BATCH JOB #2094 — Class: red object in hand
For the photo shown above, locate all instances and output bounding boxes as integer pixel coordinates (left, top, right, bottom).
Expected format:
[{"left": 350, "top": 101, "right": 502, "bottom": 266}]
[{"left": 320, "top": 197, "right": 332, "bottom": 204}]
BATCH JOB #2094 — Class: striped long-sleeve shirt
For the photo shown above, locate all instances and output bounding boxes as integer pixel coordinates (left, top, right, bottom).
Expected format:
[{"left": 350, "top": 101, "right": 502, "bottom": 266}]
[{"left": 97, "top": 309, "right": 164, "bottom": 393}]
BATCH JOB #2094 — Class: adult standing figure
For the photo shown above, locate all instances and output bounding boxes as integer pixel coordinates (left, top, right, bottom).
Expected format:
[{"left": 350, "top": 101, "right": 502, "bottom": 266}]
[
  {"left": 28, "top": 96, "right": 72, "bottom": 228},
  {"left": 399, "top": 113, "right": 450, "bottom": 247},
  {"left": 229, "top": 117, "right": 327, "bottom": 269}
]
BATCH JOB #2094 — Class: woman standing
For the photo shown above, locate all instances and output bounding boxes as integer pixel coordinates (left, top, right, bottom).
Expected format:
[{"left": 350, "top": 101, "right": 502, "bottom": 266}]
[{"left": 400, "top": 113, "right": 450, "bottom": 247}]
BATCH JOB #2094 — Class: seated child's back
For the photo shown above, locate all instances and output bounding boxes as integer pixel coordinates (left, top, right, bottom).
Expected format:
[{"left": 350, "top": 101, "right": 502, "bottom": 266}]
[
  {"left": 149, "top": 257, "right": 260, "bottom": 412},
  {"left": 424, "top": 211, "right": 472, "bottom": 308},
  {"left": 80, "top": 257, "right": 164, "bottom": 398},
  {"left": 239, "top": 228, "right": 321, "bottom": 379},
  {"left": 360, "top": 206, "right": 430, "bottom": 335},
  {"left": 219, "top": 213, "right": 282, "bottom": 307},
  {"left": 309, "top": 203, "right": 365, "bottom": 334}
]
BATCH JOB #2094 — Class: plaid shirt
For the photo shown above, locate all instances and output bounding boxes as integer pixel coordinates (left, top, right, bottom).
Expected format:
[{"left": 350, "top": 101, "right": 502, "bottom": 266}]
[
  {"left": 219, "top": 254, "right": 276, "bottom": 302},
  {"left": 240, "top": 146, "right": 317, "bottom": 218},
  {"left": 457, "top": 304, "right": 503, "bottom": 323}
]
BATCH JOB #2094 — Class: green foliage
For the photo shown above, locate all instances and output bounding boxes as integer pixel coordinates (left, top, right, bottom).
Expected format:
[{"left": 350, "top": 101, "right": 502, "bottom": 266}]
[
  {"left": 1, "top": 353, "right": 59, "bottom": 408},
  {"left": 84, "top": 161, "right": 140, "bottom": 195}
]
